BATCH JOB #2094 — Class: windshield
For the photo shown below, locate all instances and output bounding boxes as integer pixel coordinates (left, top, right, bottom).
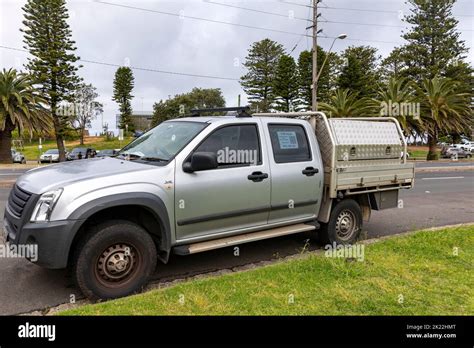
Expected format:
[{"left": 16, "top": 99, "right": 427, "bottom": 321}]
[
  {"left": 45, "top": 149, "right": 59, "bottom": 154},
  {"left": 117, "top": 121, "right": 207, "bottom": 162}
]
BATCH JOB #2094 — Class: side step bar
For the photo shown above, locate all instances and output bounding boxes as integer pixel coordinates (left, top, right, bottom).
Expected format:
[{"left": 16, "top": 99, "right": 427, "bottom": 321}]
[{"left": 173, "top": 223, "right": 317, "bottom": 255}]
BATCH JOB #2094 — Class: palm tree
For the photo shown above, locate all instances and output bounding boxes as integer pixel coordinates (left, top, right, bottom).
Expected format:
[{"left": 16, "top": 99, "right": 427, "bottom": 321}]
[
  {"left": 0, "top": 69, "right": 51, "bottom": 163},
  {"left": 374, "top": 77, "right": 423, "bottom": 137},
  {"left": 318, "top": 89, "right": 375, "bottom": 117},
  {"left": 415, "top": 77, "right": 471, "bottom": 160}
]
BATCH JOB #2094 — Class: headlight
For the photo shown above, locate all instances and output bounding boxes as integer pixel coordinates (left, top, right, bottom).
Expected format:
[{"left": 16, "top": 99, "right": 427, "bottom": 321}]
[{"left": 30, "top": 189, "right": 63, "bottom": 222}]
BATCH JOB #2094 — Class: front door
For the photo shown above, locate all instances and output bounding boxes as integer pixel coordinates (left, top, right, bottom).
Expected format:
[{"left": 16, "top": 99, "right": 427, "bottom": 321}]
[{"left": 175, "top": 121, "right": 271, "bottom": 241}]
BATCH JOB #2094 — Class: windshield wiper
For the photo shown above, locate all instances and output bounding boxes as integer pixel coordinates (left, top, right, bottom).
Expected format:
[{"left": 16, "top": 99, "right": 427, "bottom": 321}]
[
  {"left": 139, "top": 156, "right": 169, "bottom": 162},
  {"left": 116, "top": 153, "right": 141, "bottom": 160}
]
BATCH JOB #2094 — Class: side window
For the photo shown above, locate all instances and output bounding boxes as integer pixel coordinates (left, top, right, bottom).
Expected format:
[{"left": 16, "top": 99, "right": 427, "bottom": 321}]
[
  {"left": 268, "top": 124, "right": 311, "bottom": 163},
  {"left": 195, "top": 124, "right": 261, "bottom": 168}
]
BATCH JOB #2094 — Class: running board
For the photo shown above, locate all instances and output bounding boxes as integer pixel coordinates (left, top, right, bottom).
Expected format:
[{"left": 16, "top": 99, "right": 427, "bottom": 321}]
[{"left": 173, "top": 223, "right": 317, "bottom": 255}]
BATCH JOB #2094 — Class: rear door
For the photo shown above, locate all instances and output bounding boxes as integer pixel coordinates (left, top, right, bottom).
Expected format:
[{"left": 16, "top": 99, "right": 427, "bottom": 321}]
[
  {"left": 174, "top": 120, "right": 271, "bottom": 241},
  {"left": 262, "top": 120, "right": 323, "bottom": 224}
]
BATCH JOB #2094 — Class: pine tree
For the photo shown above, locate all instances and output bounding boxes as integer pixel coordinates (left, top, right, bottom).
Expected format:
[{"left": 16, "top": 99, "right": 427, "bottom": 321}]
[
  {"left": 240, "top": 39, "right": 284, "bottom": 112},
  {"left": 400, "top": 0, "right": 470, "bottom": 159},
  {"left": 379, "top": 47, "right": 406, "bottom": 82},
  {"left": 112, "top": 67, "right": 135, "bottom": 133},
  {"left": 297, "top": 47, "right": 338, "bottom": 110},
  {"left": 401, "top": 0, "right": 467, "bottom": 82},
  {"left": 273, "top": 55, "right": 299, "bottom": 112},
  {"left": 21, "top": 0, "right": 81, "bottom": 161},
  {"left": 297, "top": 50, "right": 312, "bottom": 109},
  {"left": 338, "top": 46, "right": 380, "bottom": 98}
]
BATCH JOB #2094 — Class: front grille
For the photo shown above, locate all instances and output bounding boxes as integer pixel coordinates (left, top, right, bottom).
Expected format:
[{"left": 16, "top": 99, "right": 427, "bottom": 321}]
[{"left": 7, "top": 185, "right": 33, "bottom": 218}]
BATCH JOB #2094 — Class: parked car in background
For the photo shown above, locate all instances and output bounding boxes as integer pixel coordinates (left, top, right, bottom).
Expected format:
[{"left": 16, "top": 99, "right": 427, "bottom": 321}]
[
  {"left": 460, "top": 142, "right": 474, "bottom": 153},
  {"left": 40, "top": 149, "right": 60, "bottom": 163},
  {"left": 96, "top": 149, "right": 118, "bottom": 158},
  {"left": 11, "top": 149, "right": 26, "bottom": 164},
  {"left": 67, "top": 147, "right": 96, "bottom": 161},
  {"left": 452, "top": 143, "right": 474, "bottom": 152},
  {"left": 442, "top": 147, "right": 472, "bottom": 159}
]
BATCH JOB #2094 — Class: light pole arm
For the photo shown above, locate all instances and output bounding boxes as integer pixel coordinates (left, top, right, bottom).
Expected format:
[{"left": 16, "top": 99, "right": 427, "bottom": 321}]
[{"left": 315, "top": 37, "right": 338, "bottom": 84}]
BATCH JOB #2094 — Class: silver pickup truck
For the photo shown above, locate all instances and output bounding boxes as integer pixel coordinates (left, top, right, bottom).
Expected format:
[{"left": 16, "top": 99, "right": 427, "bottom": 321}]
[{"left": 3, "top": 108, "right": 415, "bottom": 300}]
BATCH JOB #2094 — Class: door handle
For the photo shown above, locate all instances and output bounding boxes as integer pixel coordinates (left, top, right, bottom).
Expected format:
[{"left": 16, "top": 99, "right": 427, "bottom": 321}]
[
  {"left": 302, "top": 167, "right": 319, "bottom": 176},
  {"left": 248, "top": 171, "right": 268, "bottom": 182}
]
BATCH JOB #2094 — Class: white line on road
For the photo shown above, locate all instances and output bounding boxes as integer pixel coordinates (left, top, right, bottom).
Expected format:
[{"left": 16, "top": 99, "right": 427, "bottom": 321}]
[{"left": 422, "top": 176, "right": 465, "bottom": 180}]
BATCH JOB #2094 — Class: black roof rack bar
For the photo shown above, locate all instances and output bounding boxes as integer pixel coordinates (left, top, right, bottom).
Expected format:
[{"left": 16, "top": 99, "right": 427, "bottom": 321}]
[{"left": 190, "top": 106, "right": 252, "bottom": 117}]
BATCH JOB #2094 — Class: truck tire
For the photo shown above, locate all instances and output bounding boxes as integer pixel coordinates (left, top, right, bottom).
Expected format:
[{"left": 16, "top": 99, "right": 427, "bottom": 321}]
[
  {"left": 73, "top": 220, "right": 157, "bottom": 300},
  {"left": 318, "top": 199, "right": 362, "bottom": 246}
]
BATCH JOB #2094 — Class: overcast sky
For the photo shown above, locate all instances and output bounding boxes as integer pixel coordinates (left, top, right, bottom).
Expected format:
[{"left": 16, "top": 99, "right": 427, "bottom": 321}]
[{"left": 1, "top": 0, "right": 472, "bottom": 134}]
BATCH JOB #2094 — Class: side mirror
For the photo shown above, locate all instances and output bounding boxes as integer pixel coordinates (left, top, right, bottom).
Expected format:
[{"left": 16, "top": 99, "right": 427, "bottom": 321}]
[{"left": 183, "top": 152, "right": 218, "bottom": 173}]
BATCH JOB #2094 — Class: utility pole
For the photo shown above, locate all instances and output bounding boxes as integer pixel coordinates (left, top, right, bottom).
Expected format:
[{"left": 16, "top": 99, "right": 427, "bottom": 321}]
[{"left": 312, "top": 0, "right": 318, "bottom": 111}]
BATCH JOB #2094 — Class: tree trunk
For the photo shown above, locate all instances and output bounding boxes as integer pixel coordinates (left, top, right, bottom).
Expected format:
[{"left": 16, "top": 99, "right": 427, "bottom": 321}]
[
  {"left": 427, "top": 128, "right": 439, "bottom": 161},
  {"left": 80, "top": 126, "right": 84, "bottom": 145},
  {"left": 52, "top": 114, "right": 67, "bottom": 162},
  {"left": 0, "top": 119, "right": 14, "bottom": 164}
]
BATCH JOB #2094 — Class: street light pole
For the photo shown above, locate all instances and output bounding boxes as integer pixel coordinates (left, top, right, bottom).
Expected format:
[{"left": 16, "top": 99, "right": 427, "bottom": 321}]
[
  {"left": 311, "top": 0, "right": 318, "bottom": 112},
  {"left": 313, "top": 33, "right": 347, "bottom": 110}
]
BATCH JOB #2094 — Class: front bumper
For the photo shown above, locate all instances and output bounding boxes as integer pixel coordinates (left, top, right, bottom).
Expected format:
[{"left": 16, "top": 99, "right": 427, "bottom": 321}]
[
  {"left": 3, "top": 219, "right": 83, "bottom": 269},
  {"left": 3, "top": 193, "right": 84, "bottom": 269}
]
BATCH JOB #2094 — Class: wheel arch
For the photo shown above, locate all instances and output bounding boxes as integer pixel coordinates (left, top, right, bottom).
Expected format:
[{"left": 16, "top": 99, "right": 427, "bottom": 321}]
[{"left": 66, "top": 193, "right": 171, "bottom": 267}]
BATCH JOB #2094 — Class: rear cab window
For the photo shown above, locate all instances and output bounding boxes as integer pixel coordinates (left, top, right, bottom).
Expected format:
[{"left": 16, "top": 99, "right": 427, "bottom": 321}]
[{"left": 268, "top": 124, "right": 312, "bottom": 163}]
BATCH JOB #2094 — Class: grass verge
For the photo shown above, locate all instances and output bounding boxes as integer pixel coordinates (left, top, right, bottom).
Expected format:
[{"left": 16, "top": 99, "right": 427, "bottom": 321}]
[{"left": 60, "top": 225, "right": 473, "bottom": 316}]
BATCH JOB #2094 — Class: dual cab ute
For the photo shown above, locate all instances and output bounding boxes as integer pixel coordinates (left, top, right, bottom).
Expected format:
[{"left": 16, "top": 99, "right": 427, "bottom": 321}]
[{"left": 3, "top": 108, "right": 415, "bottom": 299}]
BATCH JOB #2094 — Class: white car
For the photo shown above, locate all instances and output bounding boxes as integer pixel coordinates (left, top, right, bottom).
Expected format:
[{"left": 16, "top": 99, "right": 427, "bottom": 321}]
[
  {"left": 40, "top": 149, "right": 60, "bottom": 163},
  {"left": 11, "top": 149, "right": 26, "bottom": 164},
  {"left": 454, "top": 142, "right": 474, "bottom": 153},
  {"left": 461, "top": 142, "right": 474, "bottom": 153}
]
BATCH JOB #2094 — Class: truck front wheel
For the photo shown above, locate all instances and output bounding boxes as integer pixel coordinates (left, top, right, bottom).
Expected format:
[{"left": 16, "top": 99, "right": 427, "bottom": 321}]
[
  {"left": 318, "top": 199, "right": 362, "bottom": 246},
  {"left": 73, "top": 220, "right": 157, "bottom": 300}
]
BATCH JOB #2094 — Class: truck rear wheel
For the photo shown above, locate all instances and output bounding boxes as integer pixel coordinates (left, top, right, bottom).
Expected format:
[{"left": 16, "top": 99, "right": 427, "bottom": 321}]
[
  {"left": 73, "top": 220, "right": 157, "bottom": 300},
  {"left": 318, "top": 199, "right": 362, "bottom": 246}
]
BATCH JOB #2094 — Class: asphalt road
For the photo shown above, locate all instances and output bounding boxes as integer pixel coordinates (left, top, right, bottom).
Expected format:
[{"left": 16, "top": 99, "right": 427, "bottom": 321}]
[
  {"left": 0, "top": 169, "right": 473, "bottom": 315},
  {"left": 0, "top": 169, "right": 30, "bottom": 181}
]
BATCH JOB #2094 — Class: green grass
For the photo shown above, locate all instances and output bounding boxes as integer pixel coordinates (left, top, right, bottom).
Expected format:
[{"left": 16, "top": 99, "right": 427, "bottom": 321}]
[
  {"left": 15, "top": 136, "right": 134, "bottom": 160},
  {"left": 409, "top": 149, "right": 430, "bottom": 158},
  {"left": 60, "top": 225, "right": 474, "bottom": 316}
]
